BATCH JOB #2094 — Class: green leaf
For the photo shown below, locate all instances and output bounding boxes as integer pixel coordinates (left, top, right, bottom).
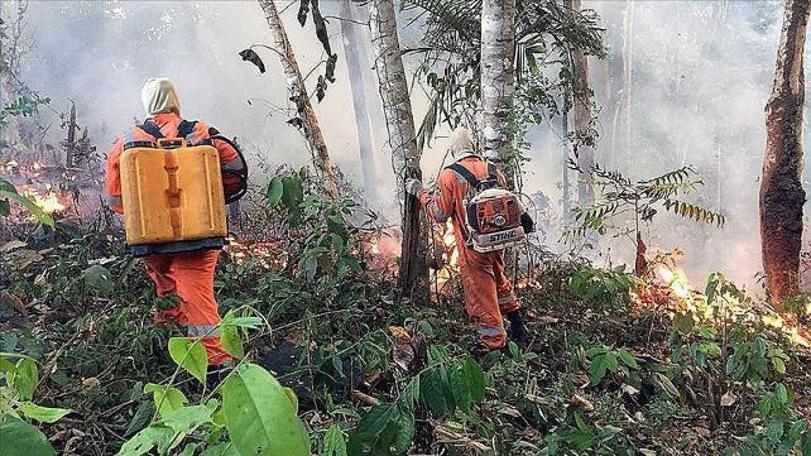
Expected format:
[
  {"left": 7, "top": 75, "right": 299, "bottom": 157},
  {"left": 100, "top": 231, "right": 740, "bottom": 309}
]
[
  {"left": 349, "top": 403, "right": 395, "bottom": 450},
  {"left": 220, "top": 325, "right": 245, "bottom": 359},
  {"left": 125, "top": 401, "right": 156, "bottom": 436},
  {"left": 0, "top": 416, "right": 56, "bottom": 456},
  {"left": 16, "top": 403, "right": 70, "bottom": 423},
  {"left": 144, "top": 383, "right": 188, "bottom": 419},
  {"left": 266, "top": 177, "right": 284, "bottom": 208},
  {"left": 0, "top": 189, "right": 54, "bottom": 227},
  {"left": 420, "top": 368, "right": 449, "bottom": 416},
  {"left": 200, "top": 443, "right": 239, "bottom": 456},
  {"left": 772, "top": 357, "right": 786, "bottom": 375},
  {"left": 168, "top": 337, "right": 208, "bottom": 384},
  {"left": 221, "top": 363, "right": 310, "bottom": 456},
  {"left": 323, "top": 424, "right": 347, "bottom": 456},
  {"left": 448, "top": 361, "right": 472, "bottom": 413},
  {"left": 161, "top": 401, "right": 217, "bottom": 434},
  {"left": 618, "top": 349, "right": 638, "bottom": 369},
  {"left": 116, "top": 425, "right": 175, "bottom": 456},
  {"left": 589, "top": 354, "right": 609, "bottom": 386},
  {"left": 10, "top": 358, "right": 38, "bottom": 401},
  {"left": 392, "top": 408, "right": 415, "bottom": 454},
  {"left": 462, "top": 357, "right": 487, "bottom": 403}
]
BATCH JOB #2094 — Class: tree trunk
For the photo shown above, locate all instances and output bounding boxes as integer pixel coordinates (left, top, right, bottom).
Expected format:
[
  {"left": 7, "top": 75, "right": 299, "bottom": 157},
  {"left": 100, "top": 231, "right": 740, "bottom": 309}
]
[
  {"left": 620, "top": 0, "right": 634, "bottom": 169},
  {"left": 568, "top": 0, "right": 595, "bottom": 205},
  {"left": 65, "top": 102, "right": 77, "bottom": 168},
  {"left": 760, "top": 0, "right": 810, "bottom": 305},
  {"left": 368, "top": 0, "right": 427, "bottom": 295},
  {"left": 340, "top": 0, "right": 378, "bottom": 201},
  {"left": 480, "top": 0, "right": 516, "bottom": 160},
  {"left": 258, "top": 0, "right": 340, "bottom": 199}
]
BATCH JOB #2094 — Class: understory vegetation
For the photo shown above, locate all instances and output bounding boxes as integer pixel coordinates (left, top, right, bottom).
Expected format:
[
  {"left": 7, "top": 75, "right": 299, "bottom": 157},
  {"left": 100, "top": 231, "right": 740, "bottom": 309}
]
[{"left": 3, "top": 174, "right": 811, "bottom": 455}]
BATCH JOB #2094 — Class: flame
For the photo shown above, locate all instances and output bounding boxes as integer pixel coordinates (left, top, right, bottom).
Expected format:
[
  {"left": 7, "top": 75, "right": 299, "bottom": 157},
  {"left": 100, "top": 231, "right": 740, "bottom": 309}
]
[
  {"left": 645, "top": 255, "right": 811, "bottom": 347},
  {"left": 20, "top": 187, "right": 67, "bottom": 214},
  {"left": 434, "top": 220, "right": 460, "bottom": 294}
]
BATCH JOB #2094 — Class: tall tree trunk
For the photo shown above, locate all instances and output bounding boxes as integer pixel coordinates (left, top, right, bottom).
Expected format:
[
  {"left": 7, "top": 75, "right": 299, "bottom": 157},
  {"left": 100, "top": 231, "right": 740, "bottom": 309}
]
[
  {"left": 620, "top": 0, "right": 634, "bottom": 169},
  {"left": 368, "top": 0, "right": 427, "bottom": 295},
  {"left": 760, "top": 0, "right": 810, "bottom": 305},
  {"left": 258, "top": 0, "right": 340, "bottom": 199},
  {"left": 340, "top": 0, "right": 377, "bottom": 201},
  {"left": 562, "top": 110, "right": 571, "bottom": 220},
  {"left": 480, "top": 0, "right": 516, "bottom": 160},
  {"left": 568, "top": 0, "right": 595, "bottom": 205}
]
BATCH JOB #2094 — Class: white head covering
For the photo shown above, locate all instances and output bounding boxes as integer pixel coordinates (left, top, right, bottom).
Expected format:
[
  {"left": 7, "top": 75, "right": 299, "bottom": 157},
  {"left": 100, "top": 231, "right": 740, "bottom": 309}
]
[
  {"left": 141, "top": 78, "right": 181, "bottom": 116},
  {"left": 447, "top": 128, "right": 477, "bottom": 160}
]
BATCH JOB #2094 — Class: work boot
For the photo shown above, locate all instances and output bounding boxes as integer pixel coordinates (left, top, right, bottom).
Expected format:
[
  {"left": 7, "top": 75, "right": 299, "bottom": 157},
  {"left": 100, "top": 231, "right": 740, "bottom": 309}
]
[{"left": 505, "top": 310, "right": 530, "bottom": 347}]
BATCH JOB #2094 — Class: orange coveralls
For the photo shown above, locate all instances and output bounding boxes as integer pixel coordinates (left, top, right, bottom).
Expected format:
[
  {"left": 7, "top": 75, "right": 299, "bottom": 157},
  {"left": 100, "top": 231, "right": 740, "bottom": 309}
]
[
  {"left": 418, "top": 155, "right": 520, "bottom": 349},
  {"left": 105, "top": 112, "right": 239, "bottom": 366}
]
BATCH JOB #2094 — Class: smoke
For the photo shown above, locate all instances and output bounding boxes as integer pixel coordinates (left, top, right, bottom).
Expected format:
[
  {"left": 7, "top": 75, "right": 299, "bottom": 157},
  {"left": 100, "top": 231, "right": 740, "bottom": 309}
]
[
  {"left": 12, "top": 0, "right": 804, "bottom": 289},
  {"left": 517, "top": 1, "right": 787, "bottom": 290},
  {"left": 18, "top": 0, "right": 380, "bottom": 195}
]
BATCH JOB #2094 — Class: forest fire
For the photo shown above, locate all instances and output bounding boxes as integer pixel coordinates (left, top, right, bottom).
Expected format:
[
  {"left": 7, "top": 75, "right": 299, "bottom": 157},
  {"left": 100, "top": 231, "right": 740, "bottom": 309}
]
[
  {"left": 640, "top": 255, "right": 811, "bottom": 347},
  {"left": 19, "top": 186, "right": 69, "bottom": 214}
]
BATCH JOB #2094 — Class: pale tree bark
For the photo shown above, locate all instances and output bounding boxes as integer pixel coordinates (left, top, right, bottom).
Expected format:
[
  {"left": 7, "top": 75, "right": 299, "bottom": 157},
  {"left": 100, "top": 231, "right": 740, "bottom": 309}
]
[
  {"left": 368, "top": 0, "right": 427, "bottom": 295},
  {"left": 760, "top": 0, "right": 811, "bottom": 306},
  {"left": 258, "top": 0, "right": 340, "bottom": 199},
  {"left": 480, "top": 0, "right": 515, "bottom": 160},
  {"left": 340, "top": 0, "right": 377, "bottom": 201},
  {"left": 568, "top": 0, "right": 595, "bottom": 205},
  {"left": 621, "top": 0, "right": 634, "bottom": 169}
]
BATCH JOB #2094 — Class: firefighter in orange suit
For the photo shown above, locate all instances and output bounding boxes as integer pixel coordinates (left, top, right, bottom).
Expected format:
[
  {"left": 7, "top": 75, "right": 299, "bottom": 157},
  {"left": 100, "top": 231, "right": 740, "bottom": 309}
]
[
  {"left": 406, "top": 129, "right": 530, "bottom": 351},
  {"left": 105, "top": 78, "right": 244, "bottom": 380}
]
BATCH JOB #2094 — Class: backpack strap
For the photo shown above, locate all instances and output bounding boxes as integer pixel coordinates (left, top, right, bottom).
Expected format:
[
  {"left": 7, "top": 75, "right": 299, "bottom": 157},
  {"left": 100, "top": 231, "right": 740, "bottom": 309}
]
[
  {"left": 138, "top": 120, "right": 165, "bottom": 139},
  {"left": 177, "top": 120, "right": 198, "bottom": 142},
  {"left": 486, "top": 161, "right": 498, "bottom": 180},
  {"left": 447, "top": 162, "right": 480, "bottom": 188}
]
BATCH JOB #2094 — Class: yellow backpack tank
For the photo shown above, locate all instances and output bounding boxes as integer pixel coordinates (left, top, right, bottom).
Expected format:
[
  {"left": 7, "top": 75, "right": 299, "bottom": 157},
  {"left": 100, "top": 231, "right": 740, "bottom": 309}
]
[{"left": 120, "top": 138, "right": 227, "bottom": 256}]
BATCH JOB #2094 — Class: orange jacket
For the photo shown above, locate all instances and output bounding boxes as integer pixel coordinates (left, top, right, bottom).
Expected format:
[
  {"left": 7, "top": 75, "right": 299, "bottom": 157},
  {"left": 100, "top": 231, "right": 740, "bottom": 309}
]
[
  {"left": 104, "top": 113, "right": 240, "bottom": 213},
  {"left": 418, "top": 155, "right": 507, "bottom": 240}
]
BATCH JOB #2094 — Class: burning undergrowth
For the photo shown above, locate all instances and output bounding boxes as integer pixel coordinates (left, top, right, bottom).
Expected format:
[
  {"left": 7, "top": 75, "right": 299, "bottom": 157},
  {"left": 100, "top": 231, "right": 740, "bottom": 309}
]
[{"left": 4, "top": 147, "right": 811, "bottom": 455}]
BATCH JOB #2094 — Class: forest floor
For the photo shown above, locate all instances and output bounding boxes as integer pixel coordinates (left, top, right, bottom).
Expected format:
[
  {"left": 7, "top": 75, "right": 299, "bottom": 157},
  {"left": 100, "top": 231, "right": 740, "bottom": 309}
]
[{"left": 2, "top": 203, "right": 811, "bottom": 455}]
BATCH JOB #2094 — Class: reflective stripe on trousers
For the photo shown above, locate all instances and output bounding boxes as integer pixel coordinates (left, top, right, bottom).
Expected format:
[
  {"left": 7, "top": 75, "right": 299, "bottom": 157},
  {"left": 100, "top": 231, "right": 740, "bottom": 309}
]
[
  {"left": 477, "top": 326, "right": 506, "bottom": 337},
  {"left": 187, "top": 324, "right": 220, "bottom": 337}
]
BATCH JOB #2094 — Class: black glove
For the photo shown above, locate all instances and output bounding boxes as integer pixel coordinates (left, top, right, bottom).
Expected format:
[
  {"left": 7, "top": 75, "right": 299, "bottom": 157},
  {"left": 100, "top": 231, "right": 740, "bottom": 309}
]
[{"left": 520, "top": 212, "right": 535, "bottom": 234}]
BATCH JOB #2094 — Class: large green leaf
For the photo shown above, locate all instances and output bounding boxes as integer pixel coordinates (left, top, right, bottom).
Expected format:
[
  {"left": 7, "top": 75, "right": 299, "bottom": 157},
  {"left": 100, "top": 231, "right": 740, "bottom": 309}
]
[
  {"left": 10, "top": 358, "right": 38, "bottom": 401},
  {"left": 116, "top": 425, "right": 175, "bottom": 456},
  {"left": 462, "top": 357, "right": 486, "bottom": 403},
  {"left": 144, "top": 383, "right": 189, "bottom": 419},
  {"left": 420, "top": 367, "right": 450, "bottom": 416},
  {"left": 161, "top": 401, "right": 217, "bottom": 434},
  {"left": 221, "top": 363, "right": 310, "bottom": 456},
  {"left": 16, "top": 402, "right": 70, "bottom": 423},
  {"left": 0, "top": 415, "right": 56, "bottom": 456},
  {"left": 168, "top": 337, "right": 208, "bottom": 384},
  {"left": 266, "top": 177, "right": 284, "bottom": 208}
]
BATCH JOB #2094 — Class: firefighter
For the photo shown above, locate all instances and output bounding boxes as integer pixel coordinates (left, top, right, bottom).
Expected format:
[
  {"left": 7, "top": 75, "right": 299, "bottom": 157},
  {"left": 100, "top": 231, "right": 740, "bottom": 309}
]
[
  {"left": 105, "top": 78, "right": 244, "bottom": 385},
  {"left": 406, "top": 129, "right": 530, "bottom": 352}
]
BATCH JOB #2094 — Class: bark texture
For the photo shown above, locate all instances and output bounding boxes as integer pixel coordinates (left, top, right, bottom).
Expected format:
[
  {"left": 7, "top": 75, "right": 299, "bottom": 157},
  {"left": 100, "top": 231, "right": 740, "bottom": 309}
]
[
  {"left": 568, "top": 0, "right": 595, "bottom": 205},
  {"left": 760, "top": 0, "right": 811, "bottom": 305},
  {"left": 368, "top": 0, "right": 427, "bottom": 295},
  {"left": 480, "top": 0, "right": 515, "bottom": 159},
  {"left": 340, "top": 0, "right": 378, "bottom": 201},
  {"left": 258, "top": 0, "right": 340, "bottom": 199}
]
